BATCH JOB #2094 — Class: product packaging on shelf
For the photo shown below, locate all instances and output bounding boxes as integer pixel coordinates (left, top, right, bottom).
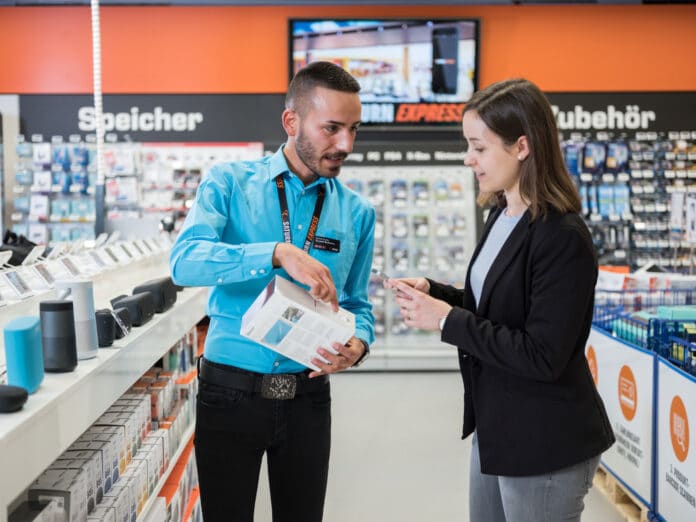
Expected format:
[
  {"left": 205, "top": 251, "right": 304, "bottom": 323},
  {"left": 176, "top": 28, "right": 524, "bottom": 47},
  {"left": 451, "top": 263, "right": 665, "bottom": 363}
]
[{"left": 28, "top": 468, "right": 90, "bottom": 522}]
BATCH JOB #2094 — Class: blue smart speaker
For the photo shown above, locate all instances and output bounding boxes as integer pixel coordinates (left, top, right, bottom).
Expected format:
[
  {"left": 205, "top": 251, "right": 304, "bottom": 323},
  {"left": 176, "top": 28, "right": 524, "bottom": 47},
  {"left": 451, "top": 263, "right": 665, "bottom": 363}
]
[{"left": 3, "top": 316, "right": 44, "bottom": 394}]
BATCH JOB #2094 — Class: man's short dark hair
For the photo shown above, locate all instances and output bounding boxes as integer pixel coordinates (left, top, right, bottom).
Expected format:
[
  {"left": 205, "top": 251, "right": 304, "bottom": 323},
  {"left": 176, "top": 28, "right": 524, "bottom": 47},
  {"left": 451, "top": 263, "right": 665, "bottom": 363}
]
[{"left": 286, "top": 61, "right": 361, "bottom": 115}]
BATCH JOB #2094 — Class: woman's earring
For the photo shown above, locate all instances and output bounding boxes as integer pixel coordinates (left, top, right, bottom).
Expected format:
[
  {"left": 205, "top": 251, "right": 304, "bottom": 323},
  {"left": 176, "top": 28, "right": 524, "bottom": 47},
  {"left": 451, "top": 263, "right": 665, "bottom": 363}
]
[{"left": 518, "top": 154, "right": 523, "bottom": 161}]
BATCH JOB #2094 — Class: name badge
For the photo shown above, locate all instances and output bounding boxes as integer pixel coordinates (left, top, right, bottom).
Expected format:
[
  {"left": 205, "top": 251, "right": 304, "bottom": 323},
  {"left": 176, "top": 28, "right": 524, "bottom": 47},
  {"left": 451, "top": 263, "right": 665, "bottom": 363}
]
[{"left": 313, "top": 236, "right": 341, "bottom": 253}]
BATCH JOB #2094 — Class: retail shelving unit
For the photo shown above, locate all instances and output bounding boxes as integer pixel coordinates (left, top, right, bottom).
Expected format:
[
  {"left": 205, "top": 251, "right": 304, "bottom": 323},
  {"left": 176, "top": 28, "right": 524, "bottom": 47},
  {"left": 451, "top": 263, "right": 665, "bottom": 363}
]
[
  {"left": 0, "top": 254, "right": 207, "bottom": 522},
  {"left": 343, "top": 161, "right": 476, "bottom": 371}
]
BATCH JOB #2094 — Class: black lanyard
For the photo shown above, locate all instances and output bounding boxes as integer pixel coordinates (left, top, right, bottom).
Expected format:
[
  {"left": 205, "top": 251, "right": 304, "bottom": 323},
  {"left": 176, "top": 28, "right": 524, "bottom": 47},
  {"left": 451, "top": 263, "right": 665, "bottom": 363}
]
[{"left": 275, "top": 175, "right": 326, "bottom": 253}]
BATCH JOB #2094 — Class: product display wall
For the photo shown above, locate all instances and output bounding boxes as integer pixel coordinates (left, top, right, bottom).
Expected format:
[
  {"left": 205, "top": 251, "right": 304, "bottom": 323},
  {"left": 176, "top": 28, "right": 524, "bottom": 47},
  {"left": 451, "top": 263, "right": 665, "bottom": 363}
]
[
  {"left": 340, "top": 156, "right": 476, "bottom": 348},
  {"left": 8, "top": 136, "right": 264, "bottom": 242},
  {"left": 564, "top": 131, "right": 696, "bottom": 272}
]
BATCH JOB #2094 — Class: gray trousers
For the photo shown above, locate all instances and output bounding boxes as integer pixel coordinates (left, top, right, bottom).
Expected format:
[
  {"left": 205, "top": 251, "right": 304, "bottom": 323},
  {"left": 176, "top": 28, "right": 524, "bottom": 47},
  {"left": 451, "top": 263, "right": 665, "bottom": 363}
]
[{"left": 469, "top": 432, "right": 600, "bottom": 522}]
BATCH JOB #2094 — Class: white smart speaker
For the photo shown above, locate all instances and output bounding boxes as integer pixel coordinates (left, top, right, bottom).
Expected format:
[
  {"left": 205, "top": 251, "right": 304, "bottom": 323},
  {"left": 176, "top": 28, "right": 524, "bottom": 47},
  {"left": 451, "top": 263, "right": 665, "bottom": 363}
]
[{"left": 55, "top": 279, "right": 99, "bottom": 360}]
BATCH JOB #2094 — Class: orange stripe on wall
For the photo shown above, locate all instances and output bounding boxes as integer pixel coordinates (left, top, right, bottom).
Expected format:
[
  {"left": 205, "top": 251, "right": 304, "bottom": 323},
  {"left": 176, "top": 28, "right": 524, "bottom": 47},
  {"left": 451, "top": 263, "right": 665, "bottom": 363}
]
[{"left": 0, "top": 5, "right": 694, "bottom": 94}]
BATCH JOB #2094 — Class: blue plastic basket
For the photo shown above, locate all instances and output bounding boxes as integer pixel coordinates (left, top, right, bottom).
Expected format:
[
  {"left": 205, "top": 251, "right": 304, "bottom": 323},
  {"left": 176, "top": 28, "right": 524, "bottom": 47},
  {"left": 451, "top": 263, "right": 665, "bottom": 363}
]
[
  {"left": 592, "top": 288, "right": 696, "bottom": 375},
  {"left": 659, "top": 336, "right": 696, "bottom": 376}
]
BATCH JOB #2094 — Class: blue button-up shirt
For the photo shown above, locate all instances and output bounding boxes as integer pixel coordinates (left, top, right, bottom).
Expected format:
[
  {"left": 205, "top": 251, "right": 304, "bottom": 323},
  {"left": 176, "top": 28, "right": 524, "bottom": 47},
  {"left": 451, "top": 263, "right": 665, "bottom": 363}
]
[{"left": 170, "top": 146, "right": 376, "bottom": 373}]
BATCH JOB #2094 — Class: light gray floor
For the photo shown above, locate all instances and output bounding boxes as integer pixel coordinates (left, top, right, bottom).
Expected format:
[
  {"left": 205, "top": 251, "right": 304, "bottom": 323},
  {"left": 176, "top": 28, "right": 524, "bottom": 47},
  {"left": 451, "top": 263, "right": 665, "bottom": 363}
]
[{"left": 254, "top": 372, "right": 624, "bottom": 521}]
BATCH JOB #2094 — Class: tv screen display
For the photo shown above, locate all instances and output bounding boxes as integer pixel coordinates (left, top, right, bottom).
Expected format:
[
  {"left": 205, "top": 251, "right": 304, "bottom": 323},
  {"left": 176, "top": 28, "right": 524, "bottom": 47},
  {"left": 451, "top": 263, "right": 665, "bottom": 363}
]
[{"left": 290, "top": 18, "right": 479, "bottom": 127}]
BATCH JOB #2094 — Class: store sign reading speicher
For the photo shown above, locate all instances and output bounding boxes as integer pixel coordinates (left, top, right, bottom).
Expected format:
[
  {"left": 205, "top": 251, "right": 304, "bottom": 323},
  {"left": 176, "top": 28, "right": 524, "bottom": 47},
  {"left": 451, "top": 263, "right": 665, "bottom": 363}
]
[{"left": 78, "top": 106, "right": 204, "bottom": 132}]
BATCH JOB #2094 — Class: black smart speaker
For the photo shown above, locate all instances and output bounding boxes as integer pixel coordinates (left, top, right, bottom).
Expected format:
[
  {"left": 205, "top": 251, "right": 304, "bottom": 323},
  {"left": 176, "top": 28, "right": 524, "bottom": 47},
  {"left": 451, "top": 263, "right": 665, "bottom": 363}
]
[
  {"left": 39, "top": 300, "right": 78, "bottom": 372},
  {"left": 95, "top": 309, "right": 116, "bottom": 347},
  {"left": 0, "top": 384, "right": 29, "bottom": 413},
  {"left": 133, "top": 277, "right": 177, "bottom": 313},
  {"left": 111, "top": 292, "right": 155, "bottom": 327}
]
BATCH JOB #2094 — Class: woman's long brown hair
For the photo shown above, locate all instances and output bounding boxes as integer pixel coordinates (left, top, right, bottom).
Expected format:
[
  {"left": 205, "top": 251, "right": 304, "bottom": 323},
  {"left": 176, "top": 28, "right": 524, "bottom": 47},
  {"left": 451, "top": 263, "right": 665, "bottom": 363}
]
[{"left": 465, "top": 78, "right": 581, "bottom": 219}]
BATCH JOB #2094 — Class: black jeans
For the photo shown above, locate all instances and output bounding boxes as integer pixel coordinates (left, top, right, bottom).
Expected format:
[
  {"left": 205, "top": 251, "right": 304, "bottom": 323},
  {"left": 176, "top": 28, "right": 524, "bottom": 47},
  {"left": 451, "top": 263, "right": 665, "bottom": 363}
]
[{"left": 194, "top": 366, "right": 332, "bottom": 522}]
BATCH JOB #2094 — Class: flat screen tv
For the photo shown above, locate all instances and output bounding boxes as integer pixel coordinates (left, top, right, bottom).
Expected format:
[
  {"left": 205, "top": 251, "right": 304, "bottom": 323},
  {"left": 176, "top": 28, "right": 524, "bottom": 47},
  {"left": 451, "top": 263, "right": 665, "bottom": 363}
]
[{"left": 289, "top": 18, "right": 480, "bottom": 127}]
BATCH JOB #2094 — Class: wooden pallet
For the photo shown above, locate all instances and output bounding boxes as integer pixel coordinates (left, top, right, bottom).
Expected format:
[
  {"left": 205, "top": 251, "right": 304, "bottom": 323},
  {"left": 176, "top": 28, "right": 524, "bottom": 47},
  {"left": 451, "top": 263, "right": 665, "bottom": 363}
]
[{"left": 593, "top": 465, "right": 651, "bottom": 522}]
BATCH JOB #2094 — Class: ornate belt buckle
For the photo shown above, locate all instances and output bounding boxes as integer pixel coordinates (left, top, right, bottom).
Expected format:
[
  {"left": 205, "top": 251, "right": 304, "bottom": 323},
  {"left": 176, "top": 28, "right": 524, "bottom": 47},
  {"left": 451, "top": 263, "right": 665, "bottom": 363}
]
[{"left": 261, "top": 374, "right": 297, "bottom": 400}]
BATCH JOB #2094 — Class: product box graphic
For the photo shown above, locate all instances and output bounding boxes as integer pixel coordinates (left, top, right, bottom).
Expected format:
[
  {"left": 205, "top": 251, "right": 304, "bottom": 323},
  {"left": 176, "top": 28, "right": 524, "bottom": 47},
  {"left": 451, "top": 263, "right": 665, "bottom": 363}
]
[{"left": 241, "top": 276, "right": 355, "bottom": 371}]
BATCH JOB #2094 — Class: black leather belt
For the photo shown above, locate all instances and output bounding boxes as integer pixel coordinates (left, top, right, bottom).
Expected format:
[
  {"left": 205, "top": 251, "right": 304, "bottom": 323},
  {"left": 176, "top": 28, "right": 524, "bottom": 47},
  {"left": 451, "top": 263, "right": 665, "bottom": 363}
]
[{"left": 198, "top": 357, "right": 329, "bottom": 400}]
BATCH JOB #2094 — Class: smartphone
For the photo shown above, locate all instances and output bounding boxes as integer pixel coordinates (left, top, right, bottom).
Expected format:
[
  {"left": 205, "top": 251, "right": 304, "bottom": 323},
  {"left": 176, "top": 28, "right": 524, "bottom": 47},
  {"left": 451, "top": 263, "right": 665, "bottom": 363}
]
[
  {"left": 432, "top": 26, "right": 459, "bottom": 95},
  {"left": 371, "top": 268, "right": 391, "bottom": 281},
  {"left": 4, "top": 270, "right": 33, "bottom": 299}
]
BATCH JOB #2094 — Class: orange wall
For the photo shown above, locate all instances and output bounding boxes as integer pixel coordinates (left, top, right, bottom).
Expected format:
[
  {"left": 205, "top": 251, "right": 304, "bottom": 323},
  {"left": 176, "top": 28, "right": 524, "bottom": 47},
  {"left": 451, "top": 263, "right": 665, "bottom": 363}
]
[{"left": 0, "top": 5, "right": 694, "bottom": 94}]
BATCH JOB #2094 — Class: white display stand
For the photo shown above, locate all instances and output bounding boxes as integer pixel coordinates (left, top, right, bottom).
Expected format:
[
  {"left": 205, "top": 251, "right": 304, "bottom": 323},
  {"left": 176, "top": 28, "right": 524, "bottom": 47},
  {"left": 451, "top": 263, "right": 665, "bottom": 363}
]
[
  {"left": 586, "top": 327, "right": 654, "bottom": 509},
  {"left": 0, "top": 254, "right": 207, "bottom": 522},
  {"left": 656, "top": 358, "right": 696, "bottom": 522}
]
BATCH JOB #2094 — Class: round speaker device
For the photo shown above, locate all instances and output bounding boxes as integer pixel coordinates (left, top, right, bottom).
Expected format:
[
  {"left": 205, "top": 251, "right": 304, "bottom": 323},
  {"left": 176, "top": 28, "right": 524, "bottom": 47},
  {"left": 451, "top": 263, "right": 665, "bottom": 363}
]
[{"left": 0, "top": 384, "right": 29, "bottom": 413}]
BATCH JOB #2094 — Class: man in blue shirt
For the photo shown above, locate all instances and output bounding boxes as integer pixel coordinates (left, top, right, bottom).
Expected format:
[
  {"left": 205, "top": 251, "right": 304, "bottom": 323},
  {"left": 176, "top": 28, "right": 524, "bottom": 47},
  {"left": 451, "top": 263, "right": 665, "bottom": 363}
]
[{"left": 170, "top": 61, "right": 375, "bottom": 522}]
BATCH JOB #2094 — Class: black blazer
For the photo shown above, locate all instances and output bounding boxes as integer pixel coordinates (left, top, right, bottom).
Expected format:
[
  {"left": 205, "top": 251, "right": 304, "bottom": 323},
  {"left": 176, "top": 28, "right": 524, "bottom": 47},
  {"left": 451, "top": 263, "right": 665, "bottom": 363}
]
[{"left": 430, "top": 207, "right": 614, "bottom": 476}]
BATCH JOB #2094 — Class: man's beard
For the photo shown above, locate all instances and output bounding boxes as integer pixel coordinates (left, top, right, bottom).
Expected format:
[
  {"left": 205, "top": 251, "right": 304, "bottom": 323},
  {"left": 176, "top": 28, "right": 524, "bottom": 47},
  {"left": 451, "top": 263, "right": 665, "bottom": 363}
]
[{"left": 295, "top": 128, "right": 347, "bottom": 179}]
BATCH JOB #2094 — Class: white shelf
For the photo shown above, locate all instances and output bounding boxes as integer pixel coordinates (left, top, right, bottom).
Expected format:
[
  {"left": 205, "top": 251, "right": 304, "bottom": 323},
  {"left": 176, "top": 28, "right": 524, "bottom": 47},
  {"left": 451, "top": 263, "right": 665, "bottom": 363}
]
[{"left": 0, "top": 263, "right": 207, "bottom": 521}]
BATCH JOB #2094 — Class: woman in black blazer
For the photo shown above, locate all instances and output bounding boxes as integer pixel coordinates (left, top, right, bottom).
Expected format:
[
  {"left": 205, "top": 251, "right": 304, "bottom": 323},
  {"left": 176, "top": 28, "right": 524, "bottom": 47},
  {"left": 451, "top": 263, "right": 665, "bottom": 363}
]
[{"left": 388, "top": 78, "right": 614, "bottom": 522}]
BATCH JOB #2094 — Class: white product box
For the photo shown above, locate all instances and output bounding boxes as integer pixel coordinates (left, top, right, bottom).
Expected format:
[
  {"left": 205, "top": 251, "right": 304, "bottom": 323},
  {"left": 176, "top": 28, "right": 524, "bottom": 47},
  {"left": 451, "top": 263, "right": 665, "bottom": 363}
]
[
  {"left": 87, "top": 502, "right": 117, "bottom": 522},
  {"left": 29, "top": 468, "right": 90, "bottom": 522},
  {"left": 142, "top": 434, "right": 165, "bottom": 478},
  {"left": 103, "top": 478, "right": 135, "bottom": 522},
  {"left": 81, "top": 427, "right": 127, "bottom": 476},
  {"left": 60, "top": 449, "right": 104, "bottom": 504},
  {"left": 94, "top": 412, "right": 138, "bottom": 463},
  {"left": 147, "top": 429, "right": 170, "bottom": 470},
  {"left": 8, "top": 499, "right": 62, "bottom": 522},
  {"left": 121, "top": 460, "right": 148, "bottom": 515},
  {"left": 117, "top": 394, "right": 153, "bottom": 440},
  {"left": 109, "top": 403, "right": 148, "bottom": 444},
  {"left": 49, "top": 457, "right": 100, "bottom": 513},
  {"left": 139, "top": 442, "right": 164, "bottom": 490},
  {"left": 241, "top": 276, "right": 355, "bottom": 371},
  {"left": 68, "top": 440, "right": 116, "bottom": 494}
]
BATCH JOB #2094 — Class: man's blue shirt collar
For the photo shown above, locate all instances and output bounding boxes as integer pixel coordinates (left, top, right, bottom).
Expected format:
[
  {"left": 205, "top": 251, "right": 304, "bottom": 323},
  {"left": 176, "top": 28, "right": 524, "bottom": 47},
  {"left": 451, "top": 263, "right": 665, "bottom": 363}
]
[{"left": 269, "top": 145, "right": 329, "bottom": 191}]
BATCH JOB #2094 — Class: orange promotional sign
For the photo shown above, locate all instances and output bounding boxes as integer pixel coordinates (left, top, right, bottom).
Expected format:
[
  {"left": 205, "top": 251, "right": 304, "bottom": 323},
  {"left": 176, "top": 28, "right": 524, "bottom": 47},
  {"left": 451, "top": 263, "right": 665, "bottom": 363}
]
[
  {"left": 586, "top": 345, "right": 598, "bottom": 387},
  {"left": 618, "top": 365, "right": 638, "bottom": 421},
  {"left": 670, "top": 395, "right": 690, "bottom": 463}
]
